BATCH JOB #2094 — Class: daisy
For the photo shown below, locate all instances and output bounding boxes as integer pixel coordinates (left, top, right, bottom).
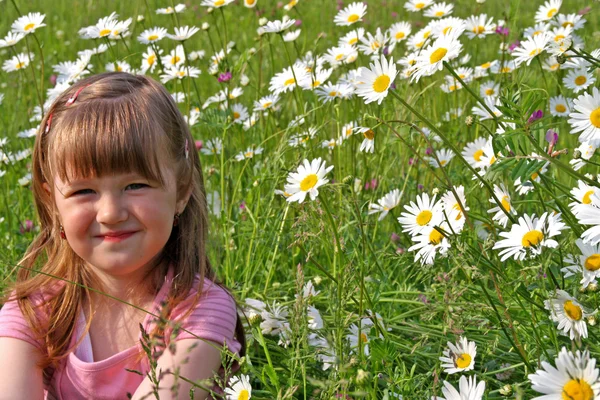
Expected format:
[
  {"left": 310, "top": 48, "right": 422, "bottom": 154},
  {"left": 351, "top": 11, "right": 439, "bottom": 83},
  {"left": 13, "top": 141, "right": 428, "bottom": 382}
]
[
  {"left": 368, "top": 189, "right": 401, "bottom": 221},
  {"left": 388, "top": 22, "right": 412, "bottom": 44},
  {"left": 338, "top": 28, "right": 365, "bottom": 47},
  {"left": 568, "top": 87, "right": 600, "bottom": 145},
  {"left": 200, "top": 0, "right": 235, "bottom": 7},
  {"left": 552, "top": 13, "right": 586, "bottom": 31},
  {"left": 524, "top": 22, "right": 551, "bottom": 39},
  {"left": 269, "top": 64, "right": 308, "bottom": 95},
  {"left": 464, "top": 14, "right": 495, "bottom": 39},
  {"left": 431, "top": 17, "right": 466, "bottom": 39},
  {"left": 568, "top": 178, "right": 596, "bottom": 209},
  {"left": 283, "top": 0, "right": 298, "bottom": 11},
  {"left": 440, "top": 186, "right": 468, "bottom": 233},
  {"left": 398, "top": 193, "right": 443, "bottom": 236},
  {"left": 574, "top": 192, "right": 600, "bottom": 245},
  {"left": 262, "top": 16, "right": 296, "bottom": 33},
  {"left": 231, "top": 104, "right": 249, "bottom": 124},
  {"left": 512, "top": 33, "right": 551, "bottom": 66},
  {"left": 160, "top": 66, "right": 201, "bottom": 83},
  {"left": 156, "top": 4, "right": 186, "bottom": 14},
  {"left": 334, "top": 2, "right": 367, "bottom": 26},
  {"left": 346, "top": 323, "right": 371, "bottom": 356},
  {"left": 288, "top": 127, "right": 318, "bottom": 148},
  {"left": 355, "top": 127, "right": 377, "bottom": 153},
  {"left": 355, "top": 56, "right": 397, "bottom": 105},
  {"left": 299, "top": 67, "right": 333, "bottom": 90},
  {"left": 243, "top": 114, "right": 259, "bottom": 131},
  {"left": 424, "top": 2, "right": 453, "bottom": 18},
  {"left": 408, "top": 223, "right": 451, "bottom": 265},
  {"left": 2, "top": 53, "right": 32, "bottom": 73},
  {"left": 321, "top": 138, "right": 341, "bottom": 150},
  {"left": 315, "top": 83, "right": 353, "bottom": 103},
  {"left": 529, "top": 347, "right": 600, "bottom": 399},
  {"left": 341, "top": 121, "right": 358, "bottom": 141},
  {"left": 513, "top": 156, "right": 549, "bottom": 195},
  {"left": 253, "top": 94, "right": 279, "bottom": 112},
  {"left": 492, "top": 212, "right": 566, "bottom": 261},
  {"left": 138, "top": 27, "right": 168, "bottom": 44},
  {"left": 284, "top": 158, "right": 334, "bottom": 204},
  {"left": 480, "top": 81, "right": 500, "bottom": 98},
  {"left": 411, "top": 33, "right": 463, "bottom": 82},
  {"left": 105, "top": 60, "right": 131, "bottom": 73},
  {"left": 487, "top": 184, "right": 516, "bottom": 228},
  {"left": 439, "top": 336, "right": 476, "bottom": 374},
  {"left": 564, "top": 67, "right": 595, "bottom": 94},
  {"left": 544, "top": 290, "right": 591, "bottom": 340},
  {"left": 162, "top": 45, "right": 186, "bottom": 67},
  {"left": 224, "top": 374, "right": 252, "bottom": 400},
  {"left": 535, "top": 0, "right": 562, "bottom": 23},
  {"left": 167, "top": 25, "right": 200, "bottom": 41},
  {"left": 542, "top": 56, "right": 561, "bottom": 72},
  {"left": 140, "top": 46, "right": 162, "bottom": 74},
  {"left": 562, "top": 239, "right": 600, "bottom": 289},
  {"left": 490, "top": 60, "right": 518, "bottom": 74},
  {"left": 308, "top": 306, "right": 324, "bottom": 330},
  {"left": 427, "top": 148, "right": 454, "bottom": 168},
  {"left": 549, "top": 95, "right": 573, "bottom": 117},
  {"left": 0, "top": 32, "right": 25, "bottom": 48},
  {"left": 404, "top": 0, "right": 433, "bottom": 12},
  {"left": 570, "top": 141, "right": 597, "bottom": 171},
  {"left": 11, "top": 12, "right": 46, "bottom": 35},
  {"left": 201, "top": 138, "right": 223, "bottom": 155},
  {"left": 407, "top": 25, "right": 434, "bottom": 51},
  {"left": 436, "top": 376, "right": 486, "bottom": 400},
  {"left": 472, "top": 96, "right": 502, "bottom": 120},
  {"left": 235, "top": 146, "right": 264, "bottom": 162},
  {"left": 357, "top": 28, "right": 388, "bottom": 56}
]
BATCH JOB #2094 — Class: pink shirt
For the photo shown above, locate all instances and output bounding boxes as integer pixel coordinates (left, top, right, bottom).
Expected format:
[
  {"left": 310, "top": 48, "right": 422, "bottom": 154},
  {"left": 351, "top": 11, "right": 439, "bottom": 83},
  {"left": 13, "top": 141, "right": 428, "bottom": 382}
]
[{"left": 0, "top": 266, "right": 241, "bottom": 399}]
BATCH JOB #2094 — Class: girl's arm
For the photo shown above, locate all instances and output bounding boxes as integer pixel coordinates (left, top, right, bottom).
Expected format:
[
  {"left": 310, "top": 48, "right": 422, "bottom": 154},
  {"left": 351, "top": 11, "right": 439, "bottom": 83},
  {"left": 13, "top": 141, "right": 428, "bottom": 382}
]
[
  {"left": 0, "top": 337, "right": 45, "bottom": 400},
  {"left": 130, "top": 338, "right": 223, "bottom": 400}
]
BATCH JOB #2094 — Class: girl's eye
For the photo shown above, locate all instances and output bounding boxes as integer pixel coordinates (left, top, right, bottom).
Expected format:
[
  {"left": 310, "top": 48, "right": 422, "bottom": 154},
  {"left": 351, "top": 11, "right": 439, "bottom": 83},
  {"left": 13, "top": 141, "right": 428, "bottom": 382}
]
[
  {"left": 127, "top": 183, "right": 149, "bottom": 190},
  {"left": 71, "top": 184, "right": 148, "bottom": 196},
  {"left": 72, "top": 189, "right": 94, "bottom": 195}
]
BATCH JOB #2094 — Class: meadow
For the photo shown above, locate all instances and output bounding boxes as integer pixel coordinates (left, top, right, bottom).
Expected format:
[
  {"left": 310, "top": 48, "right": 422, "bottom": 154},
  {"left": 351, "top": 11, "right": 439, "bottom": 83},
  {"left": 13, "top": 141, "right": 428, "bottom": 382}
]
[{"left": 2, "top": 0, "right": 600, "bottom": 398}]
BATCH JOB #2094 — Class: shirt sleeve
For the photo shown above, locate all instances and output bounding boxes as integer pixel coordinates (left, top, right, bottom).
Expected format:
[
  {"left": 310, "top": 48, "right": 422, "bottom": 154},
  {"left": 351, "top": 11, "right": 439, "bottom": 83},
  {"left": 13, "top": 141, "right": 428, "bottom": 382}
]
[
  {"left": 168, "top": 278, "right": 241, "bottom": 356},
  {"left": 0, "top": 292, "right": 46, "bottom": 352}
]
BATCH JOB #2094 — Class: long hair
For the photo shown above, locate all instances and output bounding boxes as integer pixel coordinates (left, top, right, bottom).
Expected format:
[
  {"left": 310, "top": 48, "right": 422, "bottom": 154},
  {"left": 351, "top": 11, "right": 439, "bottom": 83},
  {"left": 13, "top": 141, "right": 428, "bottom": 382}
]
[{"left": 0, "top": 72, "right": 245, "bottom": 376}]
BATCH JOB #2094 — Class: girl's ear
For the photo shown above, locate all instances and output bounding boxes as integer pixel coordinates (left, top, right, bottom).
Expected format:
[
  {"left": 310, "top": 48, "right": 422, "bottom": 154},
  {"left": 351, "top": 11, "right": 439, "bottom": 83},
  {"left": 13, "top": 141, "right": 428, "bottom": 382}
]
[
  {"left": 177, "top": 186, "right": 193, "bottom": 214},
  {"left": 42, "top": 182, "right": 51, "bottom": 195}
]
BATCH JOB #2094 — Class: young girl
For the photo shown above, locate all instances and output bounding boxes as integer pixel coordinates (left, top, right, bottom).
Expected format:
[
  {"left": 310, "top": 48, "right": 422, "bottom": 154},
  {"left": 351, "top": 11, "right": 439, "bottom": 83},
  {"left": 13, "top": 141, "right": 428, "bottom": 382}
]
[{"left": 0, "top": 72, "right": 245, "bottom": 399}]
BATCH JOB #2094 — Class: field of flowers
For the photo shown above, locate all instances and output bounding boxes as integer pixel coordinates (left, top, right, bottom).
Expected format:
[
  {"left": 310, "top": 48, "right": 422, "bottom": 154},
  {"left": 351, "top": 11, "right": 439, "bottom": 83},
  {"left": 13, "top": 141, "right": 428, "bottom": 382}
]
[{"left": 3, "top": 0, "right": 600, "bottom": 398}]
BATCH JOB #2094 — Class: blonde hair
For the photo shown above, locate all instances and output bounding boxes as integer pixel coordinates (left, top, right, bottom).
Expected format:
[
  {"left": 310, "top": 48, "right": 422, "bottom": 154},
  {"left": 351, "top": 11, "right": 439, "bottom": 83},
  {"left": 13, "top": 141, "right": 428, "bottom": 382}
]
[{"left": 1, "top": 72, "right": 244, "bottom": 376}]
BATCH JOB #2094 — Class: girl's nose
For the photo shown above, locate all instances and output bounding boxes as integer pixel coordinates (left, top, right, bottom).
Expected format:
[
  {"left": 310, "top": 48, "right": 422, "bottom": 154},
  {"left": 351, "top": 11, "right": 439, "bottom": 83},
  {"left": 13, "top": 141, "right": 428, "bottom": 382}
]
[{"left": 96, "top": 193, "right": 128, "bottom": 225}]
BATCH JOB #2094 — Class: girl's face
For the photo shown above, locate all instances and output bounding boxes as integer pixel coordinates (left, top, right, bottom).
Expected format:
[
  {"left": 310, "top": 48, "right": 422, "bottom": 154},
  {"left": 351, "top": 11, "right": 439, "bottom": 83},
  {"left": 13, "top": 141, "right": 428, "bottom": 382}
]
[{"left": 44, "top": 165, "right": 189, "bottom": 280}]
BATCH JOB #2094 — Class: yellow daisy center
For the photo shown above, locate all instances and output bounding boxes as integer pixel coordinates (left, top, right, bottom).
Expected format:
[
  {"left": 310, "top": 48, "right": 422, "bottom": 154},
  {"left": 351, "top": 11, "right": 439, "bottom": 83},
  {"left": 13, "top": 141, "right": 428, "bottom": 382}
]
[
  {"left": 262, "top": 101, "right": 272, "bottom": 108},
  {"left": 562, "top": 21, "right": 574, "bottom": 28},
  {"left": 423, "top": 31, "right": 431, "bottom": 39},
  {"left": 430, "top": 47, "right": 448, "bottom": 64},
  {"left": 415, "top": 2, "right": 425, "bottom": 9},
  {"left": 284, "top": 78, "right": 296, "bottom": 86},
  {"left": 416, "top": 210, "right": 432, "bottom": 226},
  {"left": 171, "top": 56, "right": 181, "bottom": 65},
  {"left": 360, "top": 332, "right": 368, "bottom": 344},
  {"left": 550, "top": 63, "right": 559, "bottom": 70},
  {"left": 335, "top": 54, "right": 344, "bottom": 61},
  {"left": 529, "top": 48, "right": 541, "bottom": 57},
  {"left": 329, "top": 91, "right": 339, "bottom": 97},
  {"left": 489, "top": 156, "right": 497, "bottom": 165},
  {"left": 99, "top": 28, "right": 112, "bottom": 37},
  {"left": 585, "top": 254, "right": 600, "bottom": 271},
  {"left": 300, "top": 174, "right": 318, "bottom": 191},
  {"left": 473, "top": 149, "right": 484, "bottom": 162},
  {"left": 312, "top": 80, "right": 321, "bottom": 87},
  {"left": 589, "top": 108, "right": 600, "bottom": 128},
  {"left": 176, "top": 71, "right": 185, "bottom": 77},
  {"left": 501, "top": 195, "right": 511, "bottom": 211},
  {"left": 583, "top": 190, "right": 595, "bottom": 204},
  {"left": 555, "top": 104, "right": 566, "bottom": 113},
  {"left": 442, "top": 26, "right": 452, "bottom": 35},
  {"left": 562, "top": 379, "right": 593, "bottom": 400},
  {"left": 371, "top": 41, "right": 381, "bottom": 50},
  {"left": 415, "top": 41, "right": 425, "bottom": 48},
  {"left": 15, "top": 62, "right": 25, "bottom": 69},
  {"left": 233, "top": 112, "right": 241, "bottom": 119},
  {"left": 521, "top": 230, "right": 543, "bottom": 247},
  {"left": 147, "top": 54, "right": 156, "bottom": 65},
  {"left": 455, "top": 353, "right": 472, "bottom": 369},
  {"left": 547, "top": 8, "right": 557, "bottom": 18},
  {"left": 429, "top": 228, "right": 443, "bottom": 245},
  {"left": 349, "top": 37, "right": 358, "bottom": 45},
  {"left": 563, "top": 300, "right": 583, "bottom": 321},
  {"left": 440, "top": 160, "right": 448, "bottom": 166},
  {"left": 237, "top": 389, "right": 250, "bottom": 400},
  {"left": 372, "top": 74, "right": 390, "bottom": 93},
  {"left": 485, "top": 88, "right": 495, "bottom": 96},
  {"left": 396, "top": 31, "right": 405, "bottom": 40},
  {"left": 474, "top": 25, "right": 485, "bottom": 34},
  {"left": 347, "top": 14, "right": 360, "bottom": 23},
  {"left": 555, "top": 34, "right": 565, "bottom": 42},
  {"left": 575, "top": 75, "right": 587, "bottom": 86},
  {"left": 363, "top": 129, "right": 375, "bottom": 140},
  {"left": 24, "top": 23, "right": 36, "bottom": 32},
  {"left": 215, "top": 0, "right": 225, "bottom": 5},
  {"left": 244, "top": 151, "right": 253, "bottom": 158},
  {"left": 166, "top": 7, "right": 173, "bottom": 12},
  {"left": 533, "top": 30, "right": 542, "bottom": 36},
  {"left": 435, "top": 10, "right": 445, "bottom": 17},
  {"left": 147, "top": 34, "right": 159, "bottom": 41},
  {"left": 501, "top": 67, "right": 512, "bottom": 73},
  {"left": 480, "top": 62, "right": 491, "bottom": 69}
]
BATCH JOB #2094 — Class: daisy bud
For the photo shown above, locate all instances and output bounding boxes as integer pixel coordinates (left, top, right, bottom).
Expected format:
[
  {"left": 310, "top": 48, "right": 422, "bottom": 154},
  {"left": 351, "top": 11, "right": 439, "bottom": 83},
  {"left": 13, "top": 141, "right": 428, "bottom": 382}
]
[
  {"left": 253, "top": 180, "right": 259, "bottom": 187},
  {"left": 272, "top": 282, "right": 280, "bottom": 289},
  {"left": 313, "top": 276, "right": 322, "bottom": 285},
  {"left": 207, "top": 7, "right": 214, "bottom": 13},
  {"left": 137, "top": 15, "right": 145, "bottom": 22},
  {"left": 588, "top": 315, "right": 597, "bottom": 326},
  {"left": 202, "top": 22, "right": 210, "bottom": 30},
  {"left": 258, "top": 17, "right": 268, "bottom": 26},
  {"left": 579, "top": 285, "right": 587, "bottom": 293},
  {"left": 588, "top": 282, "right": 598, "bottom": 292},
  {"left": 432, "top": 187, "right": 439, "bottom": 195},
  {"left": 356, "top": 369, "right": 370, "bottom": 385},
  {"left": 208, "top": 167, "right": 216, "bottom": 175},
  {"left": 573, "top": 149, "right": 582, "bottom": 159},
  {"left": 342, "top": 175, "right": 353, "bottom": 184},
  {"left": 499, "top": 385, "right": 512, "bottom": 396},
  {"left": 248, "top": 47, "right": 257, "bottom": 55},
  {"left": 465, "top": 115, "right": 474, "bottom": 126}
]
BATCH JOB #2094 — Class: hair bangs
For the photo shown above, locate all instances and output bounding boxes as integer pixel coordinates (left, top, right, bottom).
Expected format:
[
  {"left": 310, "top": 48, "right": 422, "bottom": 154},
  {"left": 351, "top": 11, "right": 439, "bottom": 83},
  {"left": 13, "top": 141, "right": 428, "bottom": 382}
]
[{"left": 48, "top": 96, "right": 169, "bottom": 188}]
